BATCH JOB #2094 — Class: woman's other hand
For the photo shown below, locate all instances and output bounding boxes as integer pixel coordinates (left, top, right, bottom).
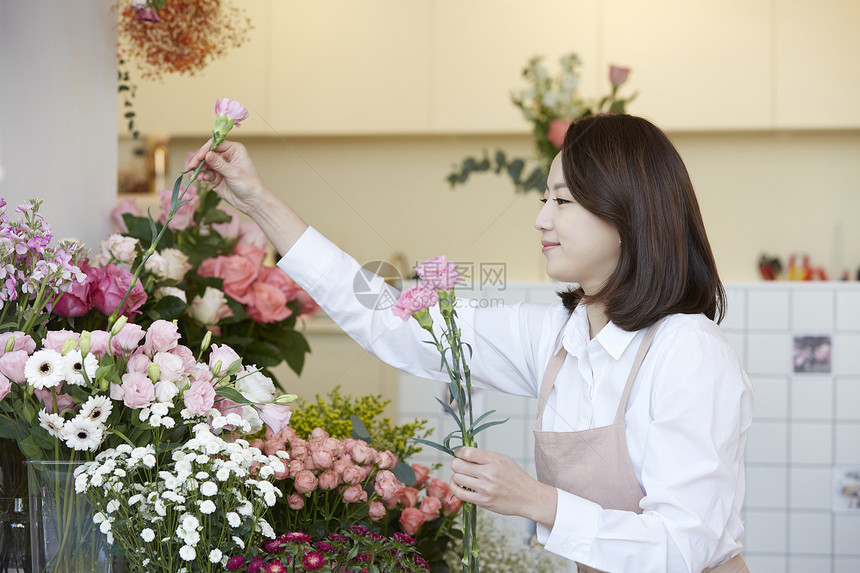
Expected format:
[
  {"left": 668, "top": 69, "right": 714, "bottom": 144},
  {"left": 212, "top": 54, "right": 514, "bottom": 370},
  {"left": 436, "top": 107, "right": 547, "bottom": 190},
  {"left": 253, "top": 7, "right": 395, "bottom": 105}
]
[{"left": 450, "top": 446, "right": 557, "bottom": 528}]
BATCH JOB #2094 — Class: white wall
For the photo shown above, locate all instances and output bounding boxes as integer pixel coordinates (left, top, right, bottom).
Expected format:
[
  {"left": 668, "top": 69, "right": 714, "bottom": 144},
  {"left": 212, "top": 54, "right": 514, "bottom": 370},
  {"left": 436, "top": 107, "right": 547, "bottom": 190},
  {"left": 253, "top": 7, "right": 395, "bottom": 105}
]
[{"left": 0, "top": 0, "right": 115, "bottom": 248}]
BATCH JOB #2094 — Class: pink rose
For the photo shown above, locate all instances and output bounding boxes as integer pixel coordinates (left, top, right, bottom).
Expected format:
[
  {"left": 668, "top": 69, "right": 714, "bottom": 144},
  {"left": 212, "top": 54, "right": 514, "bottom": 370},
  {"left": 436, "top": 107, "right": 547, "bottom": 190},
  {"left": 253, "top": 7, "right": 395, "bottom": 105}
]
[
  {"left": 245, "top": 282, "right": 291, "bottom": 324},
  {"left": 188, "top": 287, "right": 233, "bottom": 326},
  {"left": 318, "top": 470, "right": 338, "bottom": 491},
  {"left": 443, "top": 492, "right": 463, "bottom": 515},
  {"left": 289, "top": 459, "right": 305, "bottom": 474},
  {"left": 110, "top": 198, "right": 142, "bottom": 233},
  {"left": 91, "top": 264, "right": 147, "bottom": 317},
  {"left": 89, "top": 331, "right": 111, "bottom": 358},
  {"left": 287, "top": 493, "right": 305, "bottom": 510},
  {"left": 126, "top": 352, "right": 151, "bottom": 374},
  {"left": 259, "top": 267, "right": 301, "bottom": 301},
  {"left": 256, "top": 403, "right": 292, "bottom": 435},
  {"left": 296, "top": 290, "right": 320, "bottom": 318},
  {"left": 52, "top": 273, "right": 91, "bottom": 317},
  {"left": 121, "top": 372, "right": 155, "bottom": 409},
  {"left": 415, "top": 256, "right": 461, "bottom": 291},
  {"left": 392, "top": 286, "right": 438, "bottom": 321},
  {"left": 322, "top": 437, "right": 344, "bottom": 458},
  {"left": 426, "top": 478, "right": 450, "bottom": 501},
  {"left": 293, "top": 470, "right": 318, "bottom": 494},
  {"left": 399, "top": 508, "right": 426, "bottom": 535},
  {"left": 43, "top": 331, "right": 80, "bottom": 353},
  {"left": 350, "top": 441, "right": 373, "bottom": 464},
  {"left": 0, "top": 332, "right": 35, "bottom": 355},
  {"left": 289, "top": 438, "right": 308, "bottom": 460},
  {"left": 0, "top": 374, "right": 11, "bottom": 402},
  {"left": 158, "top": 186, "right": 200, "bottom": 231},
  {"left": 183, "top": 380, "right": 216, "bottom": 415},
  {"left": 419, "top": 496, "right": 442, "bottom": 520},
  {"left": 153, "top": 352, "right": 185, "bottom": 383},
  {"left": 609, "top": 65, "right": 631, "bottom": 87},
  {"left": 411, "top": 464, "right": 430, "bottom": 487},
  {"left": 374, "top": 478, "right": 400, "bottom": 501},
  {"left": 368, "top": 501, "right": 386, "bottom": 521},
  {"left": 343, "top": 484, "right": 367, "bottom": 504},
  {"left": 215, "top": 98, "right": 250, "bottom": 126},
  {"left": 234, "top": 242, "right": 267, "bottom": 269},
  {"left": 198, "top": 254, "right": 259, "bottom": 305},
  {"left": 170, "top": 345, "right": 197, "bottom": 376},
  {"left": 110, "top": 323, "right": 146, "bottom": 354},
  {"left": 210, "top": 208, "right": 241, "bottom": 239},
  {"left": 311, "top": 449, "right": 333, "bottom": 469},
  {"left": 160, "top": 249, "right": 192, "bottom": 283},
  {"left": 377, "top": 451, "right": 397, "bottom": 470},
  {"left": 398, "top": 487, "right": 420, "bottom": 508},
  {"left": 208, "top": 344, "right": 240, "bottom": 374},
  {"left": 341, "top": 465, "right": 365, "bottom": 485},
  {"left": 238, "top": 221, "right": 268, "bottom": 249},
  {"left": 142, "top": 320, "right": 180, "bottom": 355},
  {"left": 0, "top": 351, "right": 29, "bottom": 384},
  {"left": 547, "top": 118, "right": 571, "bottom": 149},
  {"left": 34, "top": 388, "right": 75, "bottom": 413}
]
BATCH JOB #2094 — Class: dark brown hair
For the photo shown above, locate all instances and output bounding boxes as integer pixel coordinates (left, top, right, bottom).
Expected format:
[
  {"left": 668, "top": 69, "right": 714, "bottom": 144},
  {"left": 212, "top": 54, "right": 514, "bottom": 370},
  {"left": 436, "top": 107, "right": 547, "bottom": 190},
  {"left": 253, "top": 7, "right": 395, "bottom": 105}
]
[{"left": 557, "top": 114, "right": 725, "bottom": 330}]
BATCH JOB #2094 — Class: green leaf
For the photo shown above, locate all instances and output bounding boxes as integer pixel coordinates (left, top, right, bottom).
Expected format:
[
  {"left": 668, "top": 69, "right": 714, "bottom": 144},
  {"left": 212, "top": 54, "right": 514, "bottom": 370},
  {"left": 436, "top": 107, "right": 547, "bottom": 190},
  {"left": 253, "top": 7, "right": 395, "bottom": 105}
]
[
  {"left": 18, "top": 436, "right": 43, "bottom": 460},
  {"left": 242, "top": 341, "right": 282, "bottom": 368},
  {"left": 470, "top": 409, "right": 497, "bottom": 429},
  {"left": 470, "top": 417, "right": 510, "bottom": 435},
  {"left": 434, "top": 397, "right": 462, "bottom": 430},
  {"left": 0, "top": 417, "right": 23, "bottom": 440},
  {"left": 21, "top": 402, "right": 35, "bottom": 424},
  {"left": 202, "top": 208, "right": 231, "bottom": 225},
  {"left": 152, "top": 296, "right": 187, "bottom": 320},
  {"left": 123, "top": 214, "right": 154, "bottom": 243},
  {"left": 350, "top": 414, "right": 372, "bottom": 442},
  {"left": 442, "top": 429, "right": 463, "bottom": 451},
  {"left": 411, "top": 437, "right": 454, "bottom": 457},
  {"left": 392, "top": 460, "right": 416, "bottom": 486},
  {"left": 215, "top": 386, "right": 253, "bottom": 405}
]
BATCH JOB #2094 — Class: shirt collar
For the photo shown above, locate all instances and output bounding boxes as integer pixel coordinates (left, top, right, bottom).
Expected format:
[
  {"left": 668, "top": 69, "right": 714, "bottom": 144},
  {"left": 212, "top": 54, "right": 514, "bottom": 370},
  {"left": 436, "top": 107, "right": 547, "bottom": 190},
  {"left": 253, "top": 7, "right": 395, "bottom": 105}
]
[{"left": 561, "top": 303, "right": 639, "bottom": 360}]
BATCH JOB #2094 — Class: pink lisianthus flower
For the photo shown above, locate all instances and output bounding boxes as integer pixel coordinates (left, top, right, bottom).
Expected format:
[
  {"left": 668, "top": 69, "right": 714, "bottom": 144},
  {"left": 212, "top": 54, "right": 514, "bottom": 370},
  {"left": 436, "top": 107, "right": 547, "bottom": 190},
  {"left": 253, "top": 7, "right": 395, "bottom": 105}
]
[
  {"left": 214, "top": 98, "right": 250, "bottom": 127},
  {"left": 256, "top": 403, "right": 292, "bottom": 434},
  {"left": 142, "top": 320, "right": 181, "bottom": 355},
  {"left": 110, "top": 198, "right": 143, "bottom": 234},
  {"left": 0, "top": 374, "right": 11, "bottom": 402},
  {"left": 183, "top": 380, "right": 216, "bottom": 415},
  {"left": 392, "top": 285, "right": 437, "bottom": 322},
  {"left": 609, "top": 65, "right": 631, "bottom": 87},
  {"left": 547, "top": 118, "right": 571, "bottom": 149},
  {"left": 0, "top": 332, "right": 35, "bottom": 356},
  {"left": 158, "top": 186, "right": 200, "bottom": 231},
  {"left": 414, "top": 255, "right": 461, "bottom": 291},
  {"left": 34, "top": 388, "right": 75, "bottom": 413},
  {"left": 120, "top": 372, "right": 155, "bottom": 409}
]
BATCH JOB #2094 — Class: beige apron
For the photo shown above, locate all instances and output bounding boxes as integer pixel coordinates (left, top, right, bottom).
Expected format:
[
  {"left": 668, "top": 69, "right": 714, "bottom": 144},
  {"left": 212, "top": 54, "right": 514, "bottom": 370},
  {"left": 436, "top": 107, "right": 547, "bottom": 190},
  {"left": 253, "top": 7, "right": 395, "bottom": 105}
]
[{"left": 533, "top": 321, "right": 749, "bottom": 573}]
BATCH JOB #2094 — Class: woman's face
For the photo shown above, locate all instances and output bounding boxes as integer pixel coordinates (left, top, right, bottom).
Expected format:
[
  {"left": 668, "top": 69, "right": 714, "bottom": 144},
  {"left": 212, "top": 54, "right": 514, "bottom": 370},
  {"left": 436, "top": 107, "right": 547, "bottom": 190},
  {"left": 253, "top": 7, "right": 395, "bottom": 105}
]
[{"left": 534, "top": 154, "right": 621, "bottom": 293}]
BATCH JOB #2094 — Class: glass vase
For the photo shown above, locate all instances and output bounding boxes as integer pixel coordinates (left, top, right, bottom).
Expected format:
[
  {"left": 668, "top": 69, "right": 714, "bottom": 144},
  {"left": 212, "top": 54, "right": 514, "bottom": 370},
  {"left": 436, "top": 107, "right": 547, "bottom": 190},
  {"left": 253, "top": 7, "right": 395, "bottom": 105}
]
[{"left": 26, "top": 460, "right": 115, "bottom": 573}]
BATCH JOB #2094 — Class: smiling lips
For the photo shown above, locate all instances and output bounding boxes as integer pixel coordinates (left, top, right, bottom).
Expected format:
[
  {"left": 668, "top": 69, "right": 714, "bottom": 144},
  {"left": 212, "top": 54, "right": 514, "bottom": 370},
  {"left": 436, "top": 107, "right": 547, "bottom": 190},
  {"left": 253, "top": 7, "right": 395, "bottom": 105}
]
[{"left": 541, "top": 241, "right": 560, "bottom": 253}]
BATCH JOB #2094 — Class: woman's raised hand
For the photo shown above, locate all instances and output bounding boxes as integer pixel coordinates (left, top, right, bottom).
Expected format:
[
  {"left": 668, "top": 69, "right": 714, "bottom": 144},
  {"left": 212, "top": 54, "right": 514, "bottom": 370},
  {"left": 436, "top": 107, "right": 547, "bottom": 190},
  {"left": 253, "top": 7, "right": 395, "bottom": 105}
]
[{"left": 185, "top": 141, "right": 269, "bottom": 216}]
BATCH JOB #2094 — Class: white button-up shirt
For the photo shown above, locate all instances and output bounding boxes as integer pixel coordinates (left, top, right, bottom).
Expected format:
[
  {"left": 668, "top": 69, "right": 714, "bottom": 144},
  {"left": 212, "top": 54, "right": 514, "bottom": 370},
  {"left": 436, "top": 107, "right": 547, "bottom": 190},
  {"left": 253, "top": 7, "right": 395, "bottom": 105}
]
[{"left": 278, "top": 226, "right": 754, "bottom": 573}]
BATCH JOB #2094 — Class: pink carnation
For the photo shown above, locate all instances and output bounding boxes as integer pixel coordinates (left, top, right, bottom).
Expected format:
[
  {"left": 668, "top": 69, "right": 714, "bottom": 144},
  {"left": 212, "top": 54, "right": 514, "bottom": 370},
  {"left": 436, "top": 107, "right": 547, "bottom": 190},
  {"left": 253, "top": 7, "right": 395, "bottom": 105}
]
[
  {"left": 414, "top": 255, "right": 461, "bottom": 291},
  {"left": 215, "top": 98, "right": 250, "bottom": 126},
  {"left": 392, "top": 286, "right": 437, "bottom": 322},
  {"left": 609, "top": 65, "right": 631, "bottom": 87}
]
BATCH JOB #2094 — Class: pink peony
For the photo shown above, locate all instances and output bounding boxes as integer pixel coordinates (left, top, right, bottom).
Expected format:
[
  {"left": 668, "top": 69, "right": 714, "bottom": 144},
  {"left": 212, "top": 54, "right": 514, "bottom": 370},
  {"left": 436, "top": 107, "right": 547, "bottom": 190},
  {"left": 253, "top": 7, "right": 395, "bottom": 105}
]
[
  {"left": 411, "top": 464, "right": 430, "bottom": 487},
  {"left": 368, "top": 501, "right": 386, "bottom": 521},
  {"left": 90, "top": 264, "right": 147, "bottom": 317},
  {"left": 609, "top": 65, "right": 631, "bottom": 87},
  {"left": 399, "top": 508, "right": 426, "bottom": 535},
  {"left": 287, "top": 493, "right": 305, "bottom": 510},
  {"left": 110, "top": 323, "right": 146, "bottom": 354},
  {"left": 256, "top": 403, "right": 292, "bottom": 435},
  {"left": 238, "top": 221, "right": 268, "bottom": 249},
  {"left": 342, "top": 484, "right": 367, "bottom": 504},
  {"left": 293, "top": 470, "right": 318, "bottom": 494},
  {"left": 245, "top": 282, "right": 291, "bottom": 324},
  {"left": 158, "top": 186, "right": 200, "bottom": 231},
  {"left": 0, "top": 374, "right": 11, "bottom": 402},
  {"left": 414, "top": 256, "right": 461, "bottom": 291},
  {"left": 0, "top": 351, "right": 29, "bottom": 385},
  {"left": 547, "top": 118, "right": 571, "bottom": 149},
  {"left": 215, "top": 98, "right": 250, "bottom": 126},
  {"left": 110, "top": 198, "right": 142, "bottom": 233},
  {"left": 392, "top": 286, "right": 438, "bottom": 322},
  {"left": 419, "top": 496, "right": 442, "bottom": 520},
  {"left": 183, "top": 380, "right": 216, "bottom": 415},
  {"left": 142, "top": 320, "right": 181, "bottom": 355},
  {"left": 120, "top": 372, "right": 155, "bottom": 409},
  {"left": 0, "top": 332, "right": 36, "bottom": 356}
]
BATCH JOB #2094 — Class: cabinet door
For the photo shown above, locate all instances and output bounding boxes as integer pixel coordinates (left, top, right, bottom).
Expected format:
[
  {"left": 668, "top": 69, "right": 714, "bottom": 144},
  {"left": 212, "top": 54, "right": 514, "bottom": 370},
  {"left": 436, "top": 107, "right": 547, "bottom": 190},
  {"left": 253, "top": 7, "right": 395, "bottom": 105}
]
[
  {"left": 603, "top": 0, "right": 773, "bottom": 131},
  {"left": 118, "top": 1, "right": 269, "bottom": 136},
  {"left": 267, "top": 0, "right": 433, "bottom": 135},
  {"left": 431, "top": 0, "right": 601, "bottom": 133},
  {"left": 775, "top": 0, "right": 860, "bottom": 128}
]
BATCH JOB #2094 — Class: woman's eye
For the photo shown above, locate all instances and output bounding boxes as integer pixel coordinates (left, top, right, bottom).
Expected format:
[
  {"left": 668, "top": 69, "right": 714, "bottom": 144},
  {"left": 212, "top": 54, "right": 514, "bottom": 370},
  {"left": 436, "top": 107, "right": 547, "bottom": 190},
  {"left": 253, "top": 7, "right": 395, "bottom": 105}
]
[
  {"left": 554, "top": 198, "right": 570, "bottom": 205},
  {"left": 539, "top": 198, "right": 548, "bottom": 204}
]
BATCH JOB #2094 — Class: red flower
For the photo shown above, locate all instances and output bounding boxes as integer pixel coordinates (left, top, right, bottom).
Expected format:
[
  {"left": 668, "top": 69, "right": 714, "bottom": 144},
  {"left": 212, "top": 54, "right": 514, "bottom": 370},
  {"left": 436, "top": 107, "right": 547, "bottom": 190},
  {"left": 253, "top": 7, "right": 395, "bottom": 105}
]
[{"left": 301, "top": 551, "right": 325, "bottom": 571}]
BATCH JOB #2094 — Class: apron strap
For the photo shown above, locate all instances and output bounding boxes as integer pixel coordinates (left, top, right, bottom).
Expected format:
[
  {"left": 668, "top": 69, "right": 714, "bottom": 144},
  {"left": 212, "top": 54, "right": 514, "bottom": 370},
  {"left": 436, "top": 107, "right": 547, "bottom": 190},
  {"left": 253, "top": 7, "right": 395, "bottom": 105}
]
[
  {"left": 535, "top": 344, "right": 567, "bottom": 427},
  {"left": 613, "top": 318, "right": 664, "bottom": 425}
]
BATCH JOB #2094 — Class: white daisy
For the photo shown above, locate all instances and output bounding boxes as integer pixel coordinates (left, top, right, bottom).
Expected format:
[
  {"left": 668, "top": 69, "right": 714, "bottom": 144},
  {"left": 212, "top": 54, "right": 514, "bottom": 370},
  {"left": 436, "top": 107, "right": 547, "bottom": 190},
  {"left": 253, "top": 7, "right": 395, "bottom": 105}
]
[
  {"left": 63, "top": 350, "right": 98, "bottom": 386},
  {"left": 60, "top": 416, "right": 104, "bottom": 452},
  {"left": 79, "top": 395, "right": 113, "bottom": 424},
  {"left": 38, "top": 410, "right": 65, "bottom": 438},
  {"left": 24, "top": 349, "right": 66, "bottom": 390}
]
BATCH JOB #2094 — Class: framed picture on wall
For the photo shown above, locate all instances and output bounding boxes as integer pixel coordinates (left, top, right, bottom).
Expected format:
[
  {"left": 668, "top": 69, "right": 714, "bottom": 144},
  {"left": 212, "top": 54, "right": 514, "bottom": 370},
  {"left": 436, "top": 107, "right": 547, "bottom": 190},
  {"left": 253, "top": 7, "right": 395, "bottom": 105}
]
[
  {"left": 791, "top": 334, "right": 832, "bottom": 374},
  {"left": 833, "top": 467, "right": 860, "bottom": 512}
]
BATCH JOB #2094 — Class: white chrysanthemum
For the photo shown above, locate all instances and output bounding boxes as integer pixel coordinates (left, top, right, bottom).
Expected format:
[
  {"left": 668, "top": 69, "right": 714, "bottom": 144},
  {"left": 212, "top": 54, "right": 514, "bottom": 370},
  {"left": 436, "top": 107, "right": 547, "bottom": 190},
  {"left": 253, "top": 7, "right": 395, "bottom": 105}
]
[
  {"left": 179, "top": 545, "right": 196, "bottom": 561},
  {"left": 183, "top": 530, "right": 200, "bottom": 545},
  {"left": 38, "top": 410, "right": 65, "bottom": 438},
  {"left": 143, "top": 454, "right": 156, "bottom": 468},
  {"left": 215, "top": 467, "right": 231, "bottom": 482},
  {"left": 232, "top": 536, "right": 245, "bottom": 550},
  {"left": 180, "top": 515, "right": 200, "bottom": 532},
  {"left": 237, "top": 500, "right": 252, "bottom": 516},
  {"left": 257, "top": 519, "right": 275, "bottom": 539},
  {"left": 208, "top": 548, "right": 222, "bottom": 563},
  {"left": 106, "top": 500, "right": 120, "bottom": 514},
  {"left": 199, "top": 500, "right": 216, "bottom": 514},
  {"left": 276, "top": 451, "right": 290, "bottom": 460},
  {"left": 263, "top": 491, "right": 277, "bottom": 506},
  {"left": 140, "top": 528, "right": 155, "bottom": 542},
  {"left": 99, "top": 520, "right": 111, "bottom": 534},
  {"left": 25, "top": 349, "right": 65, "bottom": 390},
  {"left": 226, "top": 512, "right": 241, "bottom": 528},
  {"left": 161, "top": 416, "right": 176, "bottom": 429},
  {"left": 199, "top": 481, "right": 217, "bottom": 497},
  {"left": 150, "top": 402, "right": 169, "bottom": 417},
  {"left": 64, "top": 350, "right": 98, "bottom": 386},
  {"left": 195, "top": 471, "right": 209, "bottom": 480},
  {"left": 60, "top": 416, "right": 104, "bottom": 452},
  {"left": 79, "top": 395, "right": 113, "bottom": 424},
  {"left": 93, "top": 512, "right": 106, "bottom": 524}
]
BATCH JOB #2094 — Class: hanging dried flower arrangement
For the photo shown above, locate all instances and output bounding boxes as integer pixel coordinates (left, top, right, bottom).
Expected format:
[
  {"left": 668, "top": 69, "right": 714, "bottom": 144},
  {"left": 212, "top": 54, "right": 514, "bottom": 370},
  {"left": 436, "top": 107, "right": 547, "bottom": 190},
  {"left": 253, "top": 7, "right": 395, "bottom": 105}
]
[{"left": 117, "top": 0, "right": 253, "bottom": 80}]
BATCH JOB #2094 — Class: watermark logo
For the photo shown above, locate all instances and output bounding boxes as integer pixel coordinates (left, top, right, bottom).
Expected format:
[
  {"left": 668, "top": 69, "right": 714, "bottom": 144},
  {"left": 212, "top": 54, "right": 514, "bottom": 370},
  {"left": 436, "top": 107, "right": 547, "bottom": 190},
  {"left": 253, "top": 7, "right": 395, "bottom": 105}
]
[{"left": 353, "top": 261, "right": 402, "bottom": 310}]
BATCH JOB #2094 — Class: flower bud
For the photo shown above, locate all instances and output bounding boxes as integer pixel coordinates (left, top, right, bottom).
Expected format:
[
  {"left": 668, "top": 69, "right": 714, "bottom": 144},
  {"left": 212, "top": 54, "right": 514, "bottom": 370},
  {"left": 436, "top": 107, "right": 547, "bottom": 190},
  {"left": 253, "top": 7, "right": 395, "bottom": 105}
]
[
  {"left": 110, "top": 315, "right": 128, "bottom": 337},
  {"left": 4, "top": 336, "right": 15, "bottom": 354},
  {"left": 79, "top": 331, "right": 91, "bottom": 357},
  {"left": 60, "top": 338, "right": 78, "bottom": 356},
  {"left": 200, "top": 330, "right": 212, "bottom": 355},
  {"left": 273, "top": 393, "right": 298, "bottom": 405},
  {"left": 212, "top": 360, "right": 222, "bottom": 377},
  {"left": 147, "top": 362, "right": 161, "bottom": 383},
  {"left": 98, "top": 378, "right": 110, "bottom": 392},
  {"left": 412, "top": 308, "right": 434, "bottom": 331}
]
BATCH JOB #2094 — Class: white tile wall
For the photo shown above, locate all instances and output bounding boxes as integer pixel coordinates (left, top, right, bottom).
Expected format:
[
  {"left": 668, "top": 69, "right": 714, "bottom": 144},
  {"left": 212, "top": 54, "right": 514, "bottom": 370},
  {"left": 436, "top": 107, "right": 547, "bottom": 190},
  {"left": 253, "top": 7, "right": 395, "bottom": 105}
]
[
  {"left": 836, "top": 290, "right": 860, "bottom": 331},
  {"left": 790, "top": 378, "right": 834, "bottom": 420},
  {"left": 722, "top": 287, "right": 747, "bottom": 331},
  {"left": 791, "top": 289, "right": 835, "bottom": 331},
  {"left": 751, "top": 376, "right": 789, "bottom": 420},
  {"left": 747, "top": 466, "right": 788, "bottom": 509},
  {"left": 745, "top": 510, "right": 788, "bottom": 553},
  {"left": 747, "top": 422, "right": 789, "bottom": 464},
  {"left": 834, "top": 424, "right": 860, "bottom": 465},
  {"left": 788, "top": 512, "right": 832, "bottom": 555},
  {"left": 748, "top": 289, "right": 791, "bottom": 330},
  {"left": 788, "top": 556, "right": 832, "bottom": 573},
  {"left": 834, "top": 515, "right": 860, "bottom": 556},
  {"left": 835, "top": 557, "right": 860, "bottom": 573},
  {"left": 744, "top": 555, "right": 786, "bottom": 573},
  {"left": 836, "top": 379, "right": 860, "bottom": 421},
  {"left": 790, "top": 423, "right": 833, "bottom": 465},
  {"left": 748, "top": 333, "right": 790, "bottom": 375},
  {"left": 835, "top": 334, "right": 860, "bottom": 376},
  {"left": 789, "top": 468, "right": 833, "bottom": 510}
]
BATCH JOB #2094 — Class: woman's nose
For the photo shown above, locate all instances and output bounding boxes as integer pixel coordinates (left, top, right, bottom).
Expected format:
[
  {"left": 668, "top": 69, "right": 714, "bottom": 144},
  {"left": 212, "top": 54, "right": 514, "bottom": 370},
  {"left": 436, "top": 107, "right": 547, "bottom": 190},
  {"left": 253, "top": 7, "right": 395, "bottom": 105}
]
[{"left": 534, "top": 204, "right": 552, "bottom": 231}]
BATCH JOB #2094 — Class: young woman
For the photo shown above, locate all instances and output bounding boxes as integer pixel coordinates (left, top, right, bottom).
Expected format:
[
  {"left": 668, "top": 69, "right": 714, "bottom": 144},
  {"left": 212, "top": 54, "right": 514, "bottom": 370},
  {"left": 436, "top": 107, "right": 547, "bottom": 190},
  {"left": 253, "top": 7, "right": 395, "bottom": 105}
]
[{"left": 187, "top": 114, "right": 753, "bottom": 573}]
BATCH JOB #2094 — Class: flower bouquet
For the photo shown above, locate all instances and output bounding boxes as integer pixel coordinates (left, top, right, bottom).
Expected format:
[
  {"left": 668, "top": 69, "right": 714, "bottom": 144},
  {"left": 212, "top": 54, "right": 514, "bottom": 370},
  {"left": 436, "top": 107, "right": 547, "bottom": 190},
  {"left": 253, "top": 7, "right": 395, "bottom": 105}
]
[{"left": 447, "top": 53, "right": 636, "bottom": 193}]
